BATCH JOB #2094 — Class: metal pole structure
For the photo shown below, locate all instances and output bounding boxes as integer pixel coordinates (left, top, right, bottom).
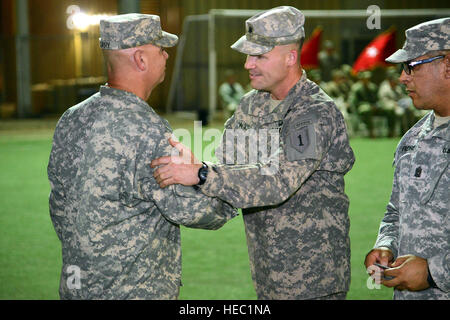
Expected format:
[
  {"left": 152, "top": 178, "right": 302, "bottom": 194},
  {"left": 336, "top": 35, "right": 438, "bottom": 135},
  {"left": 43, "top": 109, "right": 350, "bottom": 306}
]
[
  {"left": 207, "top": 12, "right": 217, "bottom": 123},
  {"left": 117, "top": 0, "right": 141, "bottom": 14},
  {"left": 15, "top": 0, "right": 32, "bottom": 118},
  {"left": 167, "top": 14, "right": 209, "bottom": 114}
]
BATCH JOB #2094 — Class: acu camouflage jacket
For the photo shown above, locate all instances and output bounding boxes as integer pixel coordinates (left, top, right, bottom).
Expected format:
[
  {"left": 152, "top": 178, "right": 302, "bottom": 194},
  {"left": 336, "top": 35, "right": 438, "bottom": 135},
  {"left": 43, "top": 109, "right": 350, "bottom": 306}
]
[{"left": 48, "top": 86, "right": 236, "bottom": 300}]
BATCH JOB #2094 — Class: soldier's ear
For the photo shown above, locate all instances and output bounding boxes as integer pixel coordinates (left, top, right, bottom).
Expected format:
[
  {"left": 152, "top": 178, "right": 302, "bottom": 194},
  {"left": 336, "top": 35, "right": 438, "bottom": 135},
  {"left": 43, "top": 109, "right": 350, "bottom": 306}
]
[
  {"left": 287, "top": 49, "right": 298, "bottom": 67},
  {"left": 133, "top": 49, "right": 147, "bottom": 72}
]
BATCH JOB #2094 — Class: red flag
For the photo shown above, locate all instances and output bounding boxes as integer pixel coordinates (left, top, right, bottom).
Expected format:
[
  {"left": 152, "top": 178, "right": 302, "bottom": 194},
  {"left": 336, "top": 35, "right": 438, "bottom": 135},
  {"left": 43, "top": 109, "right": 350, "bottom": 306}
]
[
  {"left": 301, "top": 27, "right": 322, "bottom": 70},
  {"left": 352, "top": 28, "right": 396, "bottom": 74}
]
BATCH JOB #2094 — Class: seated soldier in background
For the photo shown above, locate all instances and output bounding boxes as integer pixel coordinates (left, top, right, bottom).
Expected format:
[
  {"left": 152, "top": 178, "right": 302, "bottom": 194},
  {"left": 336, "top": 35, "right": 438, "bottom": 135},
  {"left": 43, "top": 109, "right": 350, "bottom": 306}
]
[
  {"left": 325, "top": 69, "right": 352, "bottom": 134},
  {"left": 340, "top": 64, "right": 356, "bottom": 88},
  {"left": 319, "top": 40, "right": 340, "bottom": 82},
  {"left": 218, "top": 69, "right": 246, "bottom": 120},
  {"left": 378, "top": 67, "right": 412, "bottom": 136},
  {"left": 349, "top": 71, "right": 396, "bottom": 138}
]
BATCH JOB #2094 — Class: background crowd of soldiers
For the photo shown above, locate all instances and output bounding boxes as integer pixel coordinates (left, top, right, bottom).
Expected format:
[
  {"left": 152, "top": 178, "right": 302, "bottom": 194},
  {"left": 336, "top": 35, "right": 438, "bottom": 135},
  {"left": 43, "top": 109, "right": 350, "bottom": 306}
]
[
  {"left": 309, "top": 64, "right": 426, "bottom": 139},
  {"left": 303, "top": 40, "right": 426, "bottom": 139},
  {"left": 220, "top": 40, "right": 427, "bottom": 139}
]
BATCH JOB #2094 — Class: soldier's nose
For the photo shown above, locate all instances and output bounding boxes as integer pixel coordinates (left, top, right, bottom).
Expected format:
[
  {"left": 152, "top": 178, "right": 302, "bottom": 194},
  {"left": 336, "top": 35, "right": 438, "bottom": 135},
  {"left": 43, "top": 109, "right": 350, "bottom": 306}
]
[{"left": 244, "top": 56, "right": 256, "bottom": 69}]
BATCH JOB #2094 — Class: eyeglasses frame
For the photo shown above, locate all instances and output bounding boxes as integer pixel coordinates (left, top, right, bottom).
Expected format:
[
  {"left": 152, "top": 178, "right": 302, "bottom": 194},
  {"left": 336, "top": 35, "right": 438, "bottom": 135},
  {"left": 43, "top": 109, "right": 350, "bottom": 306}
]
[{"left": 401, "top": 55, "right": 445, "bottom": 75}]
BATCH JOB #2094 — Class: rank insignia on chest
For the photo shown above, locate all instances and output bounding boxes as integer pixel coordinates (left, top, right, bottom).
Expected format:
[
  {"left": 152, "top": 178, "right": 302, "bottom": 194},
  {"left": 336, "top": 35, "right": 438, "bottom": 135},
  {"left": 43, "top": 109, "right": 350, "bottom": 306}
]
[
  {"left": 414, "top": 166, "right": 422, "bottom": 178},
  {"left": 277, "top": 120, "right": 284, "bottom": 132}
]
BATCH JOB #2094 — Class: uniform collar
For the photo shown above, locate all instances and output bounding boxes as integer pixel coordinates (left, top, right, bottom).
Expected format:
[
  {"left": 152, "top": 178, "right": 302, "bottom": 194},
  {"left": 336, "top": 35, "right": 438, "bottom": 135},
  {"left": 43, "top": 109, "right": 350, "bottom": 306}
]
[
  {"left": 432, "top": 112, "right": 450, "bottom": 141},
  {"left": 100, "top": 85, "right": 148, "bottom": 106},
  {"left": 418, "top": 111, "right": 450, "bottom": 141}
]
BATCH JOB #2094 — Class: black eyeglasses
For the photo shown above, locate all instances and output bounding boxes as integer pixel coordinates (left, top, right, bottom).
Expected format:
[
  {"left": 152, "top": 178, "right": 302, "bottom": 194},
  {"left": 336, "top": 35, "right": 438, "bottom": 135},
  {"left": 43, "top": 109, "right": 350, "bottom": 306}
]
[{"left": 401, "top": 55, "right": 445, "bottom": 75}]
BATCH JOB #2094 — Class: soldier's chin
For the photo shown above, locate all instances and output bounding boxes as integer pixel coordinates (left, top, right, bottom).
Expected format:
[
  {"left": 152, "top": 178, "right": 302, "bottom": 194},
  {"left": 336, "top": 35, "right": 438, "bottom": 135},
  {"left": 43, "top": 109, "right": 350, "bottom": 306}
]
[{"left": 250, "top": 80, "right": 264, "bottom": 91}]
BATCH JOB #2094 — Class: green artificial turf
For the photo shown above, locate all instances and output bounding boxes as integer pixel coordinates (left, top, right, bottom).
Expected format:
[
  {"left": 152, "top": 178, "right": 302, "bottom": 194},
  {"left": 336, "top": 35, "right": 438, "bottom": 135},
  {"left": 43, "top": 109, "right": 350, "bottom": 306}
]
[
  {"left": 0, "top": 121, "right": 398, "bottom": 300},
  {"left": 0, "top": 135, "right": 61, "bottom": 299},
  {"left": 345, "top": 138, "right": 397, "bottom": 300}
]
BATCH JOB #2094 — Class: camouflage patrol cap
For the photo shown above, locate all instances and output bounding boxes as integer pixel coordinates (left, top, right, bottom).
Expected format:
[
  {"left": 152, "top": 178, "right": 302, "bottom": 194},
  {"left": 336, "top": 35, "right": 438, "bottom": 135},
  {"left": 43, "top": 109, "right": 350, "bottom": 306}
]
[
  {"left": 231, "top": 6, "right": 305, "bottom": 55},
  {"left": 99, "top": 13, "right": 178, "bottom": 50},
  {"left": 386, "top": 17, "right": 449, "bottom": 63}
]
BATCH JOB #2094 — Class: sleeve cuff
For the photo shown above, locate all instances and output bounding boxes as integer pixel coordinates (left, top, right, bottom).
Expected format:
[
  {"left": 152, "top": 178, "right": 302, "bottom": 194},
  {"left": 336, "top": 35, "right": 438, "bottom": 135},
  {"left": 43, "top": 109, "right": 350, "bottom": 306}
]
[
  {"left": 428, "top": 255, "right": 449, "bottom": 292},
  {"left": 197, "top": 162, "right": 223, "bottom": 197}
]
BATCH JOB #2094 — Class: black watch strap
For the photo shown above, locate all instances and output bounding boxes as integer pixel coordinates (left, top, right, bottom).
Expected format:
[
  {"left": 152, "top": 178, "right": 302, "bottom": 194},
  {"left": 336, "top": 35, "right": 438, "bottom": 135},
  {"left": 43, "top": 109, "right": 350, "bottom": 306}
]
[{"left": 197, "top": 162, "right": 209, "bottom": 185}]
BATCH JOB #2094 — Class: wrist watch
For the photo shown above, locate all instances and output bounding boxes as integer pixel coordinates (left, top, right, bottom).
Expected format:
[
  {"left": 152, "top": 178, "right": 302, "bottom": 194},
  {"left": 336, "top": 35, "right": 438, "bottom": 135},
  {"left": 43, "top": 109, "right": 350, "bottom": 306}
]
[{"left": 197, "top": 162, "right": 209, "bottom": 185}]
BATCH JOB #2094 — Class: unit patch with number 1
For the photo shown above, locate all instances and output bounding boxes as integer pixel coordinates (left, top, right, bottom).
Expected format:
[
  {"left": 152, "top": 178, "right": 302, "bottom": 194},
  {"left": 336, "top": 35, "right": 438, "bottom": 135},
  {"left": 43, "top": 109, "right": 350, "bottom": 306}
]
[{"left": 284, "top": 114, "right": 318, "bottom": 161}]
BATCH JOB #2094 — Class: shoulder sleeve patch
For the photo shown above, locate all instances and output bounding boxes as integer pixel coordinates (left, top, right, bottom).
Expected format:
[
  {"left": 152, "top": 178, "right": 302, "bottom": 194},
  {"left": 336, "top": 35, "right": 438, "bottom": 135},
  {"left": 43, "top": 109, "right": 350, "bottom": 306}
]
[{"left": 284, "top": 117, "right": 317, "bottom": 161}]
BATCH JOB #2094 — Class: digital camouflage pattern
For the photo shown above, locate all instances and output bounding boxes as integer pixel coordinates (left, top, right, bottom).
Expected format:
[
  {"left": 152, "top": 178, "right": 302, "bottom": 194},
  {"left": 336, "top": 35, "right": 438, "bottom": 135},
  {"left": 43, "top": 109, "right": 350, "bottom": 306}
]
[
  {"left": 386, "top": 17, "right": 450, "bottom": 63},
  {"left": 374, "top": 112, "right": 449, "bottom": 299},
  {"left": 231, "top": 6, "right": 305, "bottom": 55},
  {"left": 48, "top": 86, "right": 236, "bottom": 299},
  {"left": 200, "top": 72, "right": 355, "bottom": 299},
  {"left": 99, "top": 14, "right": 178, "bottom": 50}
]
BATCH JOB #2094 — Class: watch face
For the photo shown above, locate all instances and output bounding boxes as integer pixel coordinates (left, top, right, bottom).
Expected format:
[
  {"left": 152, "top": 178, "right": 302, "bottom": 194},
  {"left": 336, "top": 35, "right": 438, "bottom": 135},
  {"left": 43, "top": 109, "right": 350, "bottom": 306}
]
[
  {"left": 198, "top": 163, "right": 208, "bottom": 185},
  {"left": 199, "top": 167, "right": 208, "bottom": 179}
]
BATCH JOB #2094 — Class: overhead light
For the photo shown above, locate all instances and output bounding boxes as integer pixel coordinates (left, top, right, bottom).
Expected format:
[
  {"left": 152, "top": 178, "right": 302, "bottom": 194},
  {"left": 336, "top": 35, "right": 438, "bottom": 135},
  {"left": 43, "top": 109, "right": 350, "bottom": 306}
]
[{"left": 66, "top": 5, "right": 109, "bottom": 31}]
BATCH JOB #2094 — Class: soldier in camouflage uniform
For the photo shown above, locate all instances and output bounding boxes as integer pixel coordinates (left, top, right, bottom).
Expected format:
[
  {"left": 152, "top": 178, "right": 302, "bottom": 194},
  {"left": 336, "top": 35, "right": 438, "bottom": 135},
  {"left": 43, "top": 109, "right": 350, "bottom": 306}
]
[
  {"left": 218, "top": 69, "right": 246, "bottom": 120},
  {"left": 325, "top": 69, "right": 353, "bottom": 134},
  {"left": 319, "top": 40, "right": 341, "bottom": 82},
  {"left": 152, "top": 7, "right": 355, "bottom": 299},
  {"left": 365, "top": 17, "right": 449, "bottom": 300},
  {"left": 378, "top": 67, "right": 414, "bottom": 136},
  {"left": 350, "top": 70, "right": 399, "bottom": 138},
  {"left": 47, "top": 14, "right": 236, "bottom": 300}
]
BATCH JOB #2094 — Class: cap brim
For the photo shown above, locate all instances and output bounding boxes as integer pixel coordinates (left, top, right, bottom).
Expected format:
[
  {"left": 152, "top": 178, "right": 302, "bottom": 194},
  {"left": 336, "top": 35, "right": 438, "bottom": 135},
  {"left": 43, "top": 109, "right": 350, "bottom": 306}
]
[
  {"left": 386, "top": 48, "right": 416, "bottom": 63},
  {"left": 231, "top": 35, "right": 273, "bottom": 55},
  {"left": 153, "top": 31, "right": 178, "bottom": 48}
]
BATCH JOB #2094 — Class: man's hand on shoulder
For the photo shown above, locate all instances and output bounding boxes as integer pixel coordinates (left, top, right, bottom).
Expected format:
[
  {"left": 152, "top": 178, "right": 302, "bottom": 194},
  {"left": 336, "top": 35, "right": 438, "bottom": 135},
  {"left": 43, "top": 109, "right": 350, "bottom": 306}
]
[{"left": 151, "top": 138, "right": 202, "bottom": 188}]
